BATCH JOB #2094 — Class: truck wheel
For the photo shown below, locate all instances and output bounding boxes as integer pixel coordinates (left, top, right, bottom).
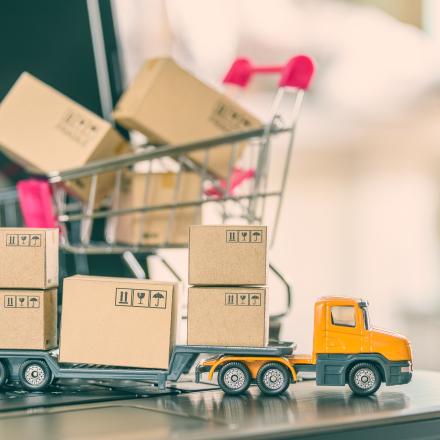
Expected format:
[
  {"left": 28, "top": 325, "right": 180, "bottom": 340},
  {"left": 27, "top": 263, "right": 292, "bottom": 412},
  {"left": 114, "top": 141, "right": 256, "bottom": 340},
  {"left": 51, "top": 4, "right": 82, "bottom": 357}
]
[
  {"left": 18, "top": 360, "right": 52, "bottom": 391},
  {"left": 256, "top": 362, "right": 291, "bottom": 396},
  {"left": 0, "top": 361, "right": 8, "bottom": 387},
  {"left": 348, "top": 362, "right": 381, "bottom": 396},
  {"left": 218, "top": 362, "right": 251, "bottom": 395}
]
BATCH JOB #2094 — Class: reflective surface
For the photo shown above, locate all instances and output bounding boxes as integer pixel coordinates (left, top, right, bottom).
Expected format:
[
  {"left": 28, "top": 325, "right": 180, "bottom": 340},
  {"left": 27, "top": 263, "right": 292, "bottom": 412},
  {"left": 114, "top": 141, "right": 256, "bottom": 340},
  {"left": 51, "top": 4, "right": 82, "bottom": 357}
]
[{"left": 1, "top": 371, "right": 440, "bottom": 439}]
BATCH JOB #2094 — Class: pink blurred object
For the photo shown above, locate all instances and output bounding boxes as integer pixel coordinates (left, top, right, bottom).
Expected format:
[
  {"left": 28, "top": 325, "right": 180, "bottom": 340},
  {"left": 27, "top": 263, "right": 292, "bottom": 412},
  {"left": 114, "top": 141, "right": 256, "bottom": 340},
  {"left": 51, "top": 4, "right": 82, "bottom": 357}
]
[
  {"left": 205, "top": 167, "right": 256, "bottom": 198},
  {"left": 16, "top": 179, "right": 57, "bottom": 228},
  {"left": 223, "top": 55, "right": 315, "bottom": 90}
]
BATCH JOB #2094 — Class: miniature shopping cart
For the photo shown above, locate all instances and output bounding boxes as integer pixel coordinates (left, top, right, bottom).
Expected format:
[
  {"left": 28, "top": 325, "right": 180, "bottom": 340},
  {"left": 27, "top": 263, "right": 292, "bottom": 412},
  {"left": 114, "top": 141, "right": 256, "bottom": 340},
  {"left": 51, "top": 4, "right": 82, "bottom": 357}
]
[{"left": 10, "top": 55, "right": 315, "bottom": 338}]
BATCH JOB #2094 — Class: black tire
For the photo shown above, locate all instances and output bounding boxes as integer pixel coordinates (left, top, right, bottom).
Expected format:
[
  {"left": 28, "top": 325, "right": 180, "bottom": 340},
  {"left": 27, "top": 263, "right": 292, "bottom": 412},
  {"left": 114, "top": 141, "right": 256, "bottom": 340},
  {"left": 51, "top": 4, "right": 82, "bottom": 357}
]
[
  {"left": 348, "top": 362, "right": 382, "bottom": 396},
  {"left": 218, "top": 362, "right": 251, "bottom": 395},
  {"left": 0, "top": 361, "right": 8, "bottom": 388},
  {"left": 256, "top": 362, "right": 291, "bottom": 396},
  {"left": 18, "top": 360, "right": 52, "bottom": 391}
]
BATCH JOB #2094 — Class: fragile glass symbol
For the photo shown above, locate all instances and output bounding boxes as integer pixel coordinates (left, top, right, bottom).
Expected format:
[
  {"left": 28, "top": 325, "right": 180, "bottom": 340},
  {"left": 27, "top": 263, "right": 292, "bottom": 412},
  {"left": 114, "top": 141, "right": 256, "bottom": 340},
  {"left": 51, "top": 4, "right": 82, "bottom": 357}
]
[{"left": 137, "top": 291, "right": 146, "bottom": 304}]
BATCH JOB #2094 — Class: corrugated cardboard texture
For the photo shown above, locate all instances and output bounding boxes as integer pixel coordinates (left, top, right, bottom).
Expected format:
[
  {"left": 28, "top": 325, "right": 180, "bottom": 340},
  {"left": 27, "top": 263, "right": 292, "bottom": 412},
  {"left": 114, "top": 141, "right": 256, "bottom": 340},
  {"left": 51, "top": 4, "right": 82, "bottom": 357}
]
[
  {"left": 187, "top": 287, "right": 268, "bottom": 346},
  {"left": 59, "top": 275, "right": 179, "bottom": 369},
  {"left": 0, "top": 288, "right": 58, "bottom": 349},
  {"left": 113, "top": 58, "right": 262, "bottom": 178},
  {"left": 0, "top": 73, "right": 128, "bottom": 202},
  {"left": 116, "top": 171, "right": 201, "bottom": 246},
  {"left": 189, "top": 225, "right": 267, "bottom": 286},
  {"left": 0, "top": 228, "right": 59, "bottom": 289}
]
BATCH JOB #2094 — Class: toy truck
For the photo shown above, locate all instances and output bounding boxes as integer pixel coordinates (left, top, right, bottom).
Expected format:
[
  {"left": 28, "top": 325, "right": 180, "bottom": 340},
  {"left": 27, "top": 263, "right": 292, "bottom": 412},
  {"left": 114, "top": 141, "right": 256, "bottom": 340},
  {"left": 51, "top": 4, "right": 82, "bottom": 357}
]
[
  {"left": 197, "top": 296, "right": 413, "bottom": 396},
  {"left": 0, "top": 297, "right": 412, "bottom": 396}
]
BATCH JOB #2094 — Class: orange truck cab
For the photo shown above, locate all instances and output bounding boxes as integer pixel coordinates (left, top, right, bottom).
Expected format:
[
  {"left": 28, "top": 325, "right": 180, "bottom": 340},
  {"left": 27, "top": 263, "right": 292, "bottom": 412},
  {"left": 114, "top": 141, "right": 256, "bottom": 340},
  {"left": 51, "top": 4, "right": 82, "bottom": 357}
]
[{"left": 197, "top": 297, "right": 413, "bottom": 396}]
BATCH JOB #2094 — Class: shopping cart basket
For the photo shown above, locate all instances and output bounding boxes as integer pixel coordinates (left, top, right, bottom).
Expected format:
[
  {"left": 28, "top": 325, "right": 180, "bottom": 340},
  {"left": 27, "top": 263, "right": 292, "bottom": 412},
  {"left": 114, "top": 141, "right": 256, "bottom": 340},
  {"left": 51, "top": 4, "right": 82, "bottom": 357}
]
[{"left": 18, "top": 55, "right": 315, "bottom": 338}]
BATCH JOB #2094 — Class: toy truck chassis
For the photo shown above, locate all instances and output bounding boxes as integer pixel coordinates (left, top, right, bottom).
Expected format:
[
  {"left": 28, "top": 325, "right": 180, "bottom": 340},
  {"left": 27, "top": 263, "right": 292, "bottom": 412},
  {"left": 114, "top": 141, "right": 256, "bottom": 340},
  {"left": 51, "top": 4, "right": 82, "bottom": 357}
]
[{"left": 0, "top": 344, "right": 294, "bottom": 392}]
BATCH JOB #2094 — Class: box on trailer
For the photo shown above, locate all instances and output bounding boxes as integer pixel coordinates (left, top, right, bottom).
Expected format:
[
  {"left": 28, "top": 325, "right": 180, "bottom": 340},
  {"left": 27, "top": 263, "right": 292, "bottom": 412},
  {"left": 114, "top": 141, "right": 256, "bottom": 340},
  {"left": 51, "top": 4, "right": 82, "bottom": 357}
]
[
  {"left": 0, "top": 72, "right": 128, "bottom": 203},
  {"left": 59, "top": 275, "right": 179, "bottom": 369},
  {"left": 115, "top": 171, "right": 201, "bottom": 246},
  {"left": 0, "top": 228, "right": 58, "bottom": 289},
  {"left": 113, "top": 57, "right": 262, "bottom": 178},
  {"left": 187, "top": 286, "right": 268, "bottom": 346},
  {"left": 189, "top": 225, "right": 267, "bottom": 286},
  {"left": 0, "top": 288, "right": 57, "bottom": 350}
]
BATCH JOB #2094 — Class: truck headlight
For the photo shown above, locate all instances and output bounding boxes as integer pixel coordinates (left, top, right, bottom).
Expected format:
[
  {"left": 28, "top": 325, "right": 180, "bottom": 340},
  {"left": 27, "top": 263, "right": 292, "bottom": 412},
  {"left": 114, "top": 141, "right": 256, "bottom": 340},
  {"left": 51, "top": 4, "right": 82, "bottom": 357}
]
[{"left": 401, "top": 365, "right": 412, "bottom": 373}]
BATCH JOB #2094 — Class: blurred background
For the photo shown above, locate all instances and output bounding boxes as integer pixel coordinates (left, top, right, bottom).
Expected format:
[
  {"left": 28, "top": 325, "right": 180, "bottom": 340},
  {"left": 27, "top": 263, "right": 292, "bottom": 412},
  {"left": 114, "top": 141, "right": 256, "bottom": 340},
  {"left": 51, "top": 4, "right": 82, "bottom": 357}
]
[{"left": 2, "top": 0, "right": 440, "bottom": 370}]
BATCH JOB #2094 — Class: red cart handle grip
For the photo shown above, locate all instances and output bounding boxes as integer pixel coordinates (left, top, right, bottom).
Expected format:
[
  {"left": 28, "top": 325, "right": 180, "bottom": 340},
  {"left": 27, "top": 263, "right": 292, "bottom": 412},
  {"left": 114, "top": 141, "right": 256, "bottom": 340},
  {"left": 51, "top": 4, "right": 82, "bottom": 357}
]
[{"left": 223, "top": 55, "right": 315, "bottom": 90}]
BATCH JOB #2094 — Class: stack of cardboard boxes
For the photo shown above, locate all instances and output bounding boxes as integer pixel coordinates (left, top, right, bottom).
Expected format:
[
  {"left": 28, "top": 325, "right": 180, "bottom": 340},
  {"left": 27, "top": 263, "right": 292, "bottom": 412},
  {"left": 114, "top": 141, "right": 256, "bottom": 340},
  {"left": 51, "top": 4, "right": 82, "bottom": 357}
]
[
  {"left": 0, "top": 228, "right": 58, "bottom": 350},
  {"left": 187, "top": 225, "right": 268, "bottom": 346}
]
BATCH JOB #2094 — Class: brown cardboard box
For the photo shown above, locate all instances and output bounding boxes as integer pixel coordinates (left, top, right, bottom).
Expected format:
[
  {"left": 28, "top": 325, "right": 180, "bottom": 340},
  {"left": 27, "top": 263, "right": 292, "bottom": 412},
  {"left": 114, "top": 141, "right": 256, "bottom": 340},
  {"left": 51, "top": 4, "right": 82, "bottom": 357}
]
[
  {"left": 0, "top": 288, "right": 57, "bottom": 349},
  {"left": 0, "top": 228, "right": 58, "bottom": 289},
  {"left": 187, "top": 287, "right": 268, "bottom": 346},
  {"left": 116, "top": 171, "right": 201, "bottom": 246},
  {"left": 0, "top": 72, "right": 128, "bottom": 203},
  {"left": 113, "top": 58, "right": 262, "bottom": 178},
  {"left": 189, "top": 225, "right": 267, "bottom": 286},
  {"left": 59, "top": 275, "right": 179, "bottom": 369}
]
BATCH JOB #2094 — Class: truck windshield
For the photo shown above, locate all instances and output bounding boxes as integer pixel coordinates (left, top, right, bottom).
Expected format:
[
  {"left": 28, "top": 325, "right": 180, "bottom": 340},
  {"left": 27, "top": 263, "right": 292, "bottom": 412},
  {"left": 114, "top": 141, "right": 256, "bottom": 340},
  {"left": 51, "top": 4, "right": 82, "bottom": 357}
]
[{"left": 361, "top": 306, "right": 370, "bottom": 330}]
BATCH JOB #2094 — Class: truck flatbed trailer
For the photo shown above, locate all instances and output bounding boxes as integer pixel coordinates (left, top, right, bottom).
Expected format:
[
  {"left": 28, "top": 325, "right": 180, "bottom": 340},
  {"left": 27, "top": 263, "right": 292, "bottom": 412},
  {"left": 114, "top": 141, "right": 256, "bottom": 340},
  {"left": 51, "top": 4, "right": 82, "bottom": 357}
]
[{"left": 0, "top": 343, "right": 295, "bottom": 392}]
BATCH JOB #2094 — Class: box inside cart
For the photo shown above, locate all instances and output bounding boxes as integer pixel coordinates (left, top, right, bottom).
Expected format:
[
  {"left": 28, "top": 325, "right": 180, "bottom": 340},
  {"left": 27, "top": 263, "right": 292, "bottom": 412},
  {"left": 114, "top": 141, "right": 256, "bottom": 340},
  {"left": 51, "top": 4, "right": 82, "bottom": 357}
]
[
  {"left": 0, "top": 73, "right": 129, "bottom": 204},
  {"left": 113, "top": 57, "right": 262, "bottom": 178},
  {"left": 115, "top": 171, "right": 202, "bottom": 246}
]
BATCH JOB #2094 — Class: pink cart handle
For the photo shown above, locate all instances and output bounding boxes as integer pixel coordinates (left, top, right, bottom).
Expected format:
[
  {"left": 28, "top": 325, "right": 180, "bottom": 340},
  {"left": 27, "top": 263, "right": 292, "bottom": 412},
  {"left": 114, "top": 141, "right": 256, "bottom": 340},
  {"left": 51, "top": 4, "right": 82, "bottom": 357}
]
[
  {"left": 16, "top": 179, "right": 57, "bottom": 228},
  {"left": 223, "top": 55, "right": 315, "bottom": 90}
]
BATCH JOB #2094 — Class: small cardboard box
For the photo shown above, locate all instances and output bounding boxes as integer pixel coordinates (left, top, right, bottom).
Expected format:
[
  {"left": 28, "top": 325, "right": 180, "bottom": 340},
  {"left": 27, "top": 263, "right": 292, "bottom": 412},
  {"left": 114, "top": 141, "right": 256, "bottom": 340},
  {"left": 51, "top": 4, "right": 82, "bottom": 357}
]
[
  {"left": 0, "top": 288, "right": 58, "bottom": 349},
  {"left": 189, "top": 225, "right": 267, "bottom": 286},
  {"left": 187, "top": 286, "right": 268, "bottom": 346},
  {"left": 116, "top": 171, "right": 201, "bottom": 246},
  {"left": 0, "top": 72, "right": 128, "bottom": 203},
  {"left": 113, "top": 58, "right": 262, "bottom": 178},
  {"left": 0, "top": 228, "right": 59, "bottom": 289},
  {"left": 59, "top": 275, "right": 179, "bottom": 369}
]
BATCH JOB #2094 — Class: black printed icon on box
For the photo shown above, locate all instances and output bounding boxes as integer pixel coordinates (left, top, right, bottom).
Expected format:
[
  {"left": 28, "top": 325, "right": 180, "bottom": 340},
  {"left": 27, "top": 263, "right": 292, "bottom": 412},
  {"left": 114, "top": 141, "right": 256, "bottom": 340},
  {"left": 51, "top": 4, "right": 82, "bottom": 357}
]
[
  {"left": 115, "top": 289, "right": 133, "bottom": 306},
  {"left": 19, "top": 234, "right": 30, "bottom": 246},
  {"left": 133, "top": 290, "right": 149, "bottom": 308},
  {"left": 30, "top": 234, "right": 42, "bottom": 247},
  {"left": 225, "top": 293, "right": 238, "bottom": 306},
  {"left": 226, "top": 230, "right": 238, "bottom": 243},
  {"left": 250, "top": 230, "right": 262, "bottom": 243},
  {"left": 238, "top": 231, "right": 250, "bottom": 243},
  {"left": 150, "top": 290, "right": 167, "bottom": 309},
  {"left": 249, "top": 293, "right": 261, "bottom": 306},
  {"left": 6, "top": 234, "right": 18, "bottom": 246},
  {"left": 28, "top": 297, "right": 40, "bottom": 308},
  {"left": 4, "top": 296, "right": 16, "bottom": 308},
  {"left": 238, "top": 294, "right": 249, "bottom": 306}
]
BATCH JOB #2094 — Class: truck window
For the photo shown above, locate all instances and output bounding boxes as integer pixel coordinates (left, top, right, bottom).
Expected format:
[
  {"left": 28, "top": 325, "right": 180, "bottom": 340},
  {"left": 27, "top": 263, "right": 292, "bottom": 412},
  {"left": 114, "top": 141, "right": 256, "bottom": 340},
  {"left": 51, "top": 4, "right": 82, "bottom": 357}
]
[{"left": 331, "top": 306, "right": 356, "bottom": 327}]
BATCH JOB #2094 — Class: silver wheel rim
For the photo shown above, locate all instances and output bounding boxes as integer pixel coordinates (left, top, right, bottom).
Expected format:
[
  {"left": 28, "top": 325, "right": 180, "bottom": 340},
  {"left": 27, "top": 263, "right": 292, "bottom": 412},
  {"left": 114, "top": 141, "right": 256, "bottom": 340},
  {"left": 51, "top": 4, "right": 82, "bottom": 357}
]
[
  {"left": 354, "top": 368, "right": 376, "bottom": 390},
  {"left": 24, "top": 365, "right": 46, "bottom": 386},
  {"left": 223, "top": 367, "right": 246, "bottom": 390},
  {"left": 263, "top": 368, "right": 285, "bottom": 390}
]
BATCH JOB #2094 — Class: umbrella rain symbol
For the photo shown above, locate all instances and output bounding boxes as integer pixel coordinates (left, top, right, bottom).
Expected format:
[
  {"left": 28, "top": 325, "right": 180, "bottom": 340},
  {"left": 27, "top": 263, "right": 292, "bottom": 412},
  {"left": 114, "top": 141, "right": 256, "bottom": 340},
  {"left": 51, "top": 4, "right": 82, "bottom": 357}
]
[{"left": 152, "top": 292, "right": 165, "bottom": 307}]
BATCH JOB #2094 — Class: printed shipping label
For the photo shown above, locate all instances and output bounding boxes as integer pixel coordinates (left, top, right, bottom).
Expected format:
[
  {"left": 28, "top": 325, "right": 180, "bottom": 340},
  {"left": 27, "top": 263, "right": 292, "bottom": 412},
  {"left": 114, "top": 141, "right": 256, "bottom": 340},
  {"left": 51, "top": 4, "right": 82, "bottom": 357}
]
[
  {"left": 115, "top": 288, "right": 167, "bottom": 309},
  {"left": 225, "top": 292, "right": 262, "bottom": 307},
  {"left": 226, "top": 230, "right": 263, "bottom": 244},
  {"left": 6, "top": 233, "right": 41, "bottom": 247},
  {"left": 4, "top": 295, "right": 40, "bottom": 308}
]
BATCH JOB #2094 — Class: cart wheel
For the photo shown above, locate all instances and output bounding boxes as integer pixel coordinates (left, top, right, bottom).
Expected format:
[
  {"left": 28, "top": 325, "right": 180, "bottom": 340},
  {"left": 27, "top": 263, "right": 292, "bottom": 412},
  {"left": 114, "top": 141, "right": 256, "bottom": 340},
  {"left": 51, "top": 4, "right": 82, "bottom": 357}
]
[
  {"left": 256, "top": 362, "right": 290, "bottom": 396},
  {"left": 18, "top": 360, "right": 52, "bottom": 391},
  {"left": 0, "top": 361, "right": 8, "bottom": 388},
  {"left": 218, "top": 362, "right": 251, "bottom": 395},
  {"left": 348, "top": 362, "right": 381, "bottom": 396}
]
